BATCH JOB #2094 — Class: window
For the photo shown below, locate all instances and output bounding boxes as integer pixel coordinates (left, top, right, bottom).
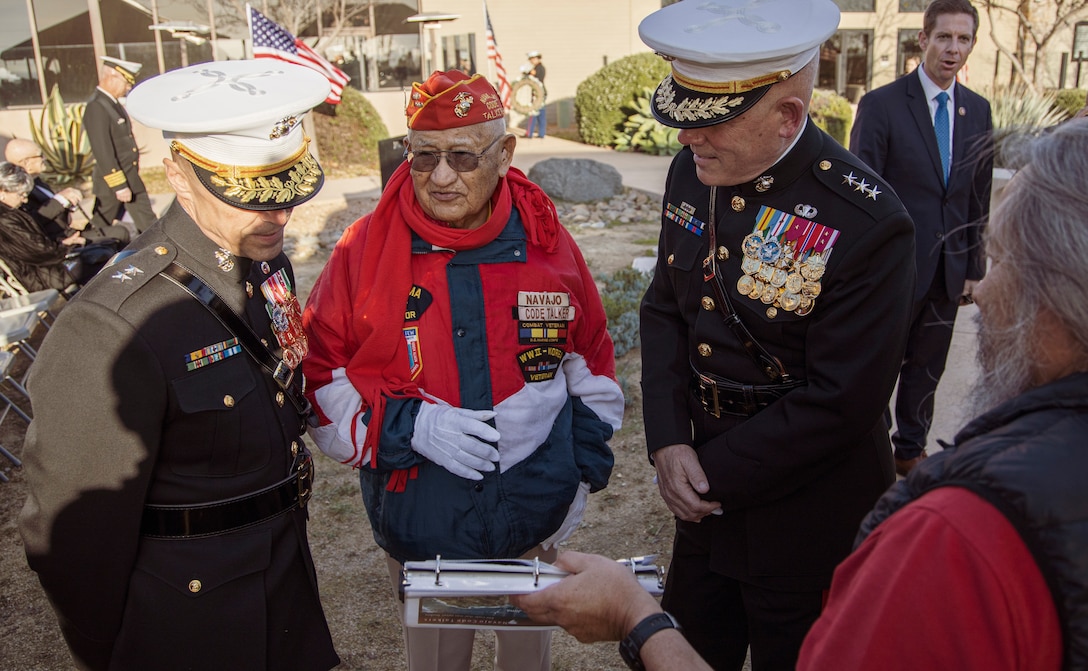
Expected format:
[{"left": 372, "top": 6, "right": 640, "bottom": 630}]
[
  {"left": 0, "top": 0, "right": 39, "bottom": 107},
  {"left": 819, "top": 30, "right": 872, "bottom": 99},
  {"left": 834, "top": 0, "right": 875, "bottom": 11},
  {"left": 899, "top": 0, "right": 926, "bottom": 11},
  {"left": 898, "top": 28, "right": 922, "bottom": 77}
]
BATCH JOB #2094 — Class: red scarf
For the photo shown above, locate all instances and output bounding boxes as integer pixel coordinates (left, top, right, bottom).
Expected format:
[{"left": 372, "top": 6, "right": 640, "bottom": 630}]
[{"left": 345, "top": 161, "right": 560, "bottom": 490}]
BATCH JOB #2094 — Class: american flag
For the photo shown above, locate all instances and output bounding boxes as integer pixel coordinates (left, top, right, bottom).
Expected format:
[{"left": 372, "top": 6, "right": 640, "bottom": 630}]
[
  {"left": 483, "top": 2, "right": 510, "bottom": 110},
  {"left": 247, "top": 4, "right": 350, "bottom": 105}
]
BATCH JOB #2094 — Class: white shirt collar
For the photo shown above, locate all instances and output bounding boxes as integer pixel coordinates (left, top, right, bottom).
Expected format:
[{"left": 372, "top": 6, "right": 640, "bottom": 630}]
[{"left": 916, "top": 64, "right": 955, "bottom": 106}]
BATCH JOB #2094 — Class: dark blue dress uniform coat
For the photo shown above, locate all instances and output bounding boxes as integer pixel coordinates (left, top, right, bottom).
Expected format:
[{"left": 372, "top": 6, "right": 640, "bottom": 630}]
[
  {"left": 82, "top": 88, "right": 154, "bottom": 232},
  {"left": 641, "top": 122, "right": 916, "bottom": 589},
  {"left": 18, "top": 202, "right": 339, "bottom": 671}
]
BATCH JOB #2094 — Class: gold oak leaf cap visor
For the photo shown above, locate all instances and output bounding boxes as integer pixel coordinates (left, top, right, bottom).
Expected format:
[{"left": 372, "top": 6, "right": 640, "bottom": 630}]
[
  {"left": 126, "top": 60, "right": 331, "bottom": 211},
  {"left": 638, "top": 0, "right": 841, "bottom": 129}
]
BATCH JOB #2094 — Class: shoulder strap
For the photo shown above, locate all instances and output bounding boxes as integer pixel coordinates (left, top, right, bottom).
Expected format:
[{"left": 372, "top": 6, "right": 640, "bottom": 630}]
[{"left": 159, "top": 261, "right": 314, "bottom": 425}]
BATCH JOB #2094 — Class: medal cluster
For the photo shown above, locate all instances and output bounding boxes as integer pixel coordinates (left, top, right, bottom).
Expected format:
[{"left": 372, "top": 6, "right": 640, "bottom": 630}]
[{"left": 737, "top": 232, "right": 826, "bottom": 317}]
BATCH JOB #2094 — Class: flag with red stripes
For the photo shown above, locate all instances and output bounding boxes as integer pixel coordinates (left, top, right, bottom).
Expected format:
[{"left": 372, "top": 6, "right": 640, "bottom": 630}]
[
  {"left": 483, "top": 2, "right": 511, "bottom": 110},
  {"left": 248, "top": 4, "right": 350, "bottom": 105}
]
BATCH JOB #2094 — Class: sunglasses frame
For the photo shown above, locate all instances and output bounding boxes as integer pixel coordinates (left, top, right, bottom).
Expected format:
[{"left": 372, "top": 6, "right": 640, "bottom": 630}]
[{"left": 404, "top": 133, "right": 506, "bottom": 173}]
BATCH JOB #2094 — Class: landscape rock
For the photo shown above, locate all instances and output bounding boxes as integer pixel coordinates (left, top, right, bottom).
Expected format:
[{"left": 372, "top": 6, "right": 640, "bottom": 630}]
[{"left": 528, "top": 158, "right": 623, "bottom": 203}]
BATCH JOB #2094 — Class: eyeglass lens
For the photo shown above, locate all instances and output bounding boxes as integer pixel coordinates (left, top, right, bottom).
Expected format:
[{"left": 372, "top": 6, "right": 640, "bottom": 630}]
[{"left": 407, "top": 134, "right": 504, "bottom": 173}]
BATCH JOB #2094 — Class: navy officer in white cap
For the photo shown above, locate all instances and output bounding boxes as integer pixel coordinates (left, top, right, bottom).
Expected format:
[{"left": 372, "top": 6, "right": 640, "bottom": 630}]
[
  {"left": 83, "top": 56, "right": 157, "bottom": 234},
  {"left": 636, "top": 1, "right": 916, "bottom": 669},
  {"left": 19, "top": 60, "right": 340, "bottom": 671}
]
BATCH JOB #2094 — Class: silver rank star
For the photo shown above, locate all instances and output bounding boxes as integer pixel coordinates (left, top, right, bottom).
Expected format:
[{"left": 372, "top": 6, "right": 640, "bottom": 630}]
[{"left": 111, "top": 265, "right": 144, "bottom": 283}]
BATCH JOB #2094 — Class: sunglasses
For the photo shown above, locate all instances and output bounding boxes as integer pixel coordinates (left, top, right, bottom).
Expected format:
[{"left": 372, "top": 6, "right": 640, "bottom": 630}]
[{"left": 405, "top": 134, "right": 505, "bottom": 173}]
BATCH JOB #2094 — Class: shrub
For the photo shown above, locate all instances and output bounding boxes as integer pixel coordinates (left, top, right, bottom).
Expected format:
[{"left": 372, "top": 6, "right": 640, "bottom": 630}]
[
  {"left": 612, "top": 87, "right": 682, "bottom": 156},
  {"left": 598, "top": 266, "right": 653, "bottom": 358},
  {"left": 576, "top": 52, "right": 670, "bottom": 147},
  {"left": 1049, "top": 88, "right": 1087, "bottom": 120},
  {"left": 312, "top": 87, "right": 389, "bottom": 177},
  {"left": 979, "top": 84, "right": 1066, "bottom": 167},
  {"left": 29, "top": 85, "right": 93, "bottom": 187},
  {"left": 809, "top": 88, "right": 853, "bottom": 146}
]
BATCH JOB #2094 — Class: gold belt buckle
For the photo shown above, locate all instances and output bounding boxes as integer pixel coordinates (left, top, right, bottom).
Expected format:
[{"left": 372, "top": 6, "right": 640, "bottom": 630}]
[
  {"left": 295, "top": 454, "right": 314, "bottom": 508},
  {"left": 699, "top": 373, "right": 721, "bottom": 418}
]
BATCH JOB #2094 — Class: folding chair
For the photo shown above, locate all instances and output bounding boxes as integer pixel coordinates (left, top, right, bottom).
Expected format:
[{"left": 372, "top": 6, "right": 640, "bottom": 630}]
[
  {"left": 0, "top": 349, "right": 29, "bottom": 482},
  {"left": 0, "top": 288, "right": 65, "bottom": 329}
]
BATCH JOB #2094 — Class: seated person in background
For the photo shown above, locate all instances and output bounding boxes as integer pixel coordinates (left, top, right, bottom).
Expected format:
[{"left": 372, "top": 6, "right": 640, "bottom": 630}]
[
  {"left": 0, "top": 161, "right": 90, "bottom": 293},
  {"left": 4, "top": 138, "right": 131, "bottom": 245}
]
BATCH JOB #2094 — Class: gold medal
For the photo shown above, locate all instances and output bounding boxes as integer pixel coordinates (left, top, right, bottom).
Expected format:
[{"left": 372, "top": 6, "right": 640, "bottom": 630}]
[
  {"left": 758, "top": 264, "right": 774, "bottom": 282},
  {"left": 802, "top": 280, "right": 822, "bottom": 298},
  {"left": 742, "top": 233, "right": 763, "bottom": 258},
  {"left": 770, "top": 268, "right": 788, "bottom": 288},
  {"left": 760, "top": 285, "right": 777, "bottom": 304},
  {"left": 748, "top": 279, "right": 765, "bottom": 300},
  {"left": 741, "top": 256, "right": 761, "bottom": 275},
  {"left": 785, "top": 273, "right": 803, "bottom": 294},
  {"left": 737, "top": 275, "right": 755, "bottom": 296},
  {"left": 779, "top": 292, "right": 801, "bottom": 311}
]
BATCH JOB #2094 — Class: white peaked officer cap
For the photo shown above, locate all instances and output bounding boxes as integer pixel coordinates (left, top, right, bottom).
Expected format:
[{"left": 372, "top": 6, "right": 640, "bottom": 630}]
[
  {"left": 126, "top": 60, "right": 331, "bottom": 211},
  {"left": 101, "top": 56, "right": 143, "bottom": 85},
  {"left": 639, "top": 0, "right": 840, "bottom": 128}
]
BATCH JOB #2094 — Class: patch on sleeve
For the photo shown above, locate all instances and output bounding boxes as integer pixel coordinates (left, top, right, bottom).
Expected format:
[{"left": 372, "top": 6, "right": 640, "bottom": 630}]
[
  {"left": 665, "top": 200, "right": 705, "bottom": 236},
  {"left": 403, "top": 327, "right": 423, "bottom": 380},
  {"left": 518, "top": 321, "right": 568, "bottom": 345},
  {"left": 517, "top": 346, "right": 564, "bottom": 383},
  {"left": 514, "top": 291, "right": 575, "bottom": 322},
  {"left": 405, "top": 285, "right": 432, "bottom": 322}
]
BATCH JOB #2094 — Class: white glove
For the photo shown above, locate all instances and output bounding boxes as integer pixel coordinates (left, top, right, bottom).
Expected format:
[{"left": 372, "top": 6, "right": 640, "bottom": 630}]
[
  {"left": 411, "top": 401, "right": 501, "bottom": 480},
  {"left": 541, "top": 481, "right": 591, "bottom": 550}
]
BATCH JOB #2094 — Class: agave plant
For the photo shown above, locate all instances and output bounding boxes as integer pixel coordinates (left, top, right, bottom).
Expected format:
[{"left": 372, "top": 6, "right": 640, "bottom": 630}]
[
  {"left": 979, "top": 84, "right": 1066, "bottom": 168},
  {"left": 28, "top": 84, "right": 94, "bottom": 187},
  {"left": 611, "top": 87, "right": 682, "bottom": 156}
]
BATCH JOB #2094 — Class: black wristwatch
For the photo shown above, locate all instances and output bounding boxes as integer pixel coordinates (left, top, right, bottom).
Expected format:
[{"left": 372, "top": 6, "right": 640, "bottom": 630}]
[{"left": 618, "top": 611, "right": 682, "bottom": 671}]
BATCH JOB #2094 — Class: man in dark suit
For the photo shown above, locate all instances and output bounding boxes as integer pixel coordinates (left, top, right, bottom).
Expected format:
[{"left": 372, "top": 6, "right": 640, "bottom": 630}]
[
  {"left": 4, "top": 137, "right": 130, "bottom": 244},
  {"left": 850, "top": 0, "right": 993, "bottom": 476},
  {"left": 637, "top": 1, "right": 915, "bottom": 669},
  {"left": 83, "top": 56, "right": 156, "bottom": 234},
  {"left": 19, "top": 60, "right": 340, "bottom": 671}
]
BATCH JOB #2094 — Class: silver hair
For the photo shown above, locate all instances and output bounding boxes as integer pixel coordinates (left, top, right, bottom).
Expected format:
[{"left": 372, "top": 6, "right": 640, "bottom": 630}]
[
  {"left": 0, "top": 161, "right": 34, "bottom": 195},
  {"left": 970, "top": 119, "right": 1088, "bottom": 413}
]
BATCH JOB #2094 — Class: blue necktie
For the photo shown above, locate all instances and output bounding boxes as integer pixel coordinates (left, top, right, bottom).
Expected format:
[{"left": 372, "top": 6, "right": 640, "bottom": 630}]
[{"left": 934, "top": 91, "right": 951, "bottom": 185}]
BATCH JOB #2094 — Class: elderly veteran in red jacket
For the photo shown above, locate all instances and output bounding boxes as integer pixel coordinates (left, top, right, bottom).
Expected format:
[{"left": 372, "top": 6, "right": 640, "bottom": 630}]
[{"left": 303, "top": 70, "right": 624, "bottom": 671}]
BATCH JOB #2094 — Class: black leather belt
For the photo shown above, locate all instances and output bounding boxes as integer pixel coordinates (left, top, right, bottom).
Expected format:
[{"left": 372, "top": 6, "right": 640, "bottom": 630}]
[
  {"left": 691, "top": 367, "right": 805, "bottom": 418},
  {"left": 141, "top": 454, "right": 314, "bottom": 538}
]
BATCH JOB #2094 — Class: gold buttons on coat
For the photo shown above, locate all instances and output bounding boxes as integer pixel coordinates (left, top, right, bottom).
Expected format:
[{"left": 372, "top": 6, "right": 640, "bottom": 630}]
[
  {"left": 667, "top": 254, "right": 675, "bottom": 265},
  {"left": 819, "top": 160, "right": 832, "bottom": 171},
  {"left": 246, "top": 282, "right": 254, "bottom": 298},
  {"left": 223, "top": 395, "right": 235, "bottom": 408},
  {"left": 154, "top": 246, "right": 168, "bottom": 255},
  {"left": 701, "top": 296, "right": 716, "bottom": 311},
  {"left": 698, "top": 343, "right": 712, "bottom": 357},
  {"left": 731, "top": 196, "right": 745, "bottom": 212},
  {"left": 766, "top": 307, "right": 778, "bottom": 319},
  {"left": 189, "top": 579, "right": 202, "bottom": 593},
  {"left": 276, "top": 391, "right": 285, "bottom": 407},
  {"left": 717, "top": 246, "right": 729, "bottom": 260},
  {"left": 291, "top": 441, "right": 300, "bottom": 456}
]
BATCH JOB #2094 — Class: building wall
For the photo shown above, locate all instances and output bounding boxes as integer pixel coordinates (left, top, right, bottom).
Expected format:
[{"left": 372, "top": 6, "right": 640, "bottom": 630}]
[{"left": 416, "top": 0, "right": 660, "bottom": 130}]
